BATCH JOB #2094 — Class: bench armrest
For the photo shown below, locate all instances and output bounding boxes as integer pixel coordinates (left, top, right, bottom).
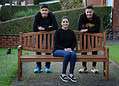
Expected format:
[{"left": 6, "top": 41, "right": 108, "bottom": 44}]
[
  {"left": 18, "top": 45, "right": 22, "bottom": 49},
  {"left": 18, "top": 45, "right": 22, "bottom": 58},
  {"left": 104, "top": 47, "right": 109, "bottom": 59}
]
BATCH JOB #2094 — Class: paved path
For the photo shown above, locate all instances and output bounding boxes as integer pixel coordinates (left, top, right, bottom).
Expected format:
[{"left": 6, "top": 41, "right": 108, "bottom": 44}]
[
  {"left": 107, "top": 40, "right": 119, "bottom": 45},
  {"left": 12, "top": 60, "right": 119, "bottom": 86}
]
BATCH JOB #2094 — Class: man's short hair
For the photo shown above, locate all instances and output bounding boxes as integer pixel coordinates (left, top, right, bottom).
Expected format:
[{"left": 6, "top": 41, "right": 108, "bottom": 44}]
[
  {"left": 41, "top": 4, "right": 48, "bottom": 9},
  {"left": 86, "top": 5, "right": 94, "bottom": 9}
]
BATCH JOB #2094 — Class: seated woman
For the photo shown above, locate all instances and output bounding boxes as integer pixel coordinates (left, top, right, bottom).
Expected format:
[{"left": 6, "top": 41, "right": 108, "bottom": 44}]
[{"left": 53, "top": 16, "right": 77, "bottom": 83}]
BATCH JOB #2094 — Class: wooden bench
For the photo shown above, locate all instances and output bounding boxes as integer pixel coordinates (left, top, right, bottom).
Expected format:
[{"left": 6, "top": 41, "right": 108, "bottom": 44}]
[{"left": 18, "top": 31, "right": 109, "bottom": 80}]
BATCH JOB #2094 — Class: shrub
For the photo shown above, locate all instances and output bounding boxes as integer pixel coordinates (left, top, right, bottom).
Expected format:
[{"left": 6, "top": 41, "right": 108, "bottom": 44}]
[
  {"left": 0, "top": 6, "right": 38, "bottom": 21},
  {"left": 33, "top": 0, "right": 49, "bottom": 5},
  {"left": 0, "top": 6, "right": 111, "bottom": 35},
  {"left": 0, "top": 2, "right": 61, "bottom": 21}
]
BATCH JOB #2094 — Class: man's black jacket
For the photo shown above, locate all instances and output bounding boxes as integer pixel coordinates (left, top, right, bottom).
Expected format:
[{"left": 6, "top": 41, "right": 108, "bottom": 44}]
[
  {"left": 78, "top": 13, "right": 101, "bottom": 33},
  {"left": 33, "top": 12, "right": 58, "bottom": 32}
]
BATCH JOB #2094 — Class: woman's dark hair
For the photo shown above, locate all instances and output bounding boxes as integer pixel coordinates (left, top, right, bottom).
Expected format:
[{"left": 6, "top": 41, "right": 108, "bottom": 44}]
[{"left": 62, "top": 16, "right": 69, "bottom": 21}]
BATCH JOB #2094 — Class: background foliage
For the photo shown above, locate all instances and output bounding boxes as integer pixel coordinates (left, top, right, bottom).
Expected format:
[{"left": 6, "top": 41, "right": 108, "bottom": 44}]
[
  {"left": 0, "top": 2, "right": 61, "bottom": 21},
  {"left": 0, "top": 6, "right": 111, "bottom": 35}
]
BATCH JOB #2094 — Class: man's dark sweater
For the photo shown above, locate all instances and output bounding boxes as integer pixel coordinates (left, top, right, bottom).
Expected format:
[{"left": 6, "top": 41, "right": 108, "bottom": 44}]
[
  {"left": 54, "top": 28, "right": 77, "bottom": 51},
  {"left": 78, "top": 13, "right": 101, "bottom": 33},
  {"left": 33, "top": 12, "right": 58, "bottom": 32}
]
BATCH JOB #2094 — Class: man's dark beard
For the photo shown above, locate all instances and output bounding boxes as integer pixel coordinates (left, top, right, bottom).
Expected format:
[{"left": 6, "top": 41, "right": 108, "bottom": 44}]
[{"left": 42, "top": 13, "right": 48, "bottom": 18}]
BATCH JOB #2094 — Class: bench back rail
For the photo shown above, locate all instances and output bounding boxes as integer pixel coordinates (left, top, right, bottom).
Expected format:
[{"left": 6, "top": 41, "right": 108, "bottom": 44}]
[{"left": 20, "top": 31, "right": 106, "bottom": 54}]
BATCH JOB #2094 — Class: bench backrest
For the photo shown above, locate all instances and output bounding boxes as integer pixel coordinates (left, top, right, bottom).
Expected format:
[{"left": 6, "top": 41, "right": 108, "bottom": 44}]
[
  {"left": 76, "top": 32, "right": 106, "bottom": 52},
  {"left": 20, "top": 31, "right": 106, "bottom": 53},
  {"left": 20, "top": 31, "right": 55, "bottom": 53}
]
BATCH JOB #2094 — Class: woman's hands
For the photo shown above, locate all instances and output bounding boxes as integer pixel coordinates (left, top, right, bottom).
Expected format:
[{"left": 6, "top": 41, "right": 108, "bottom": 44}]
[
  {"left": 38, "top": 26, "right": 45, "bottom": 30},
  {"left": 64, "top": 48, "right": 72, "bottom": 52}
]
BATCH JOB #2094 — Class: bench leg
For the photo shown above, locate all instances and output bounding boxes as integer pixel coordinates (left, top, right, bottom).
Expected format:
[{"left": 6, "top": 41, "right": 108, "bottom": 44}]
[
  {"left": 103, "top": 61, "right": 109, "bottom": 80},
  {"left": 18, "top": 61, "right": 23, "bottom": 80},
  {"left": 103, "top": 62, "right": 106, "bottom": 76}
]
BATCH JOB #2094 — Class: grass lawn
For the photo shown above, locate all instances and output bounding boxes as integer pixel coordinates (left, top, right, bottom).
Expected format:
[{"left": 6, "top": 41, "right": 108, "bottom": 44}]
[
  {"left": 0, "top": 48, "right": 32, "bottom": 86},
  {"left": 109, "top": 44, "right": 119, "bottom": 64},
  {"left": 0, "top": 48, "right": 17, "bottom": 86},
  {"left": 0, "top": 44, "right": 119, "bottom": 86}
]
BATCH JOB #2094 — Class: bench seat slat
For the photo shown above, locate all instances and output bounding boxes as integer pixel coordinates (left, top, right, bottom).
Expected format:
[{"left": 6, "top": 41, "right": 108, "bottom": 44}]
[{"left": 20, "top": 55, "right": 108, "bottom": 62}]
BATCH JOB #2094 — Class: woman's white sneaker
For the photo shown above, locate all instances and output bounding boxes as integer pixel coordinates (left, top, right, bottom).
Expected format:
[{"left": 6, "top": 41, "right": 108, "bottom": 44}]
[
  {"left": 67, "top": 74, "right": 77, "bottom": 83},
  {"left": 59, "top": 74, "right": 68, "bottom": 82}
]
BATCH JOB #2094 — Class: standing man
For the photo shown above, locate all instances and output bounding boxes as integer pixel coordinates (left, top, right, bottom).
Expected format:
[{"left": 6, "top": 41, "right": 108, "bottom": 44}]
[
  {"left": 78, "top": 5, "right": 101, "bottom": 73},
  {"left": 33, "top": 4, "right": 58, "bottom": 73}
]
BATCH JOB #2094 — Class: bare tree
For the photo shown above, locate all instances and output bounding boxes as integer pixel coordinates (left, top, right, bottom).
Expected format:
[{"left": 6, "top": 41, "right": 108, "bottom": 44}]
[{"left": 0, "top": 0, "right": 20, "bottom": 5}]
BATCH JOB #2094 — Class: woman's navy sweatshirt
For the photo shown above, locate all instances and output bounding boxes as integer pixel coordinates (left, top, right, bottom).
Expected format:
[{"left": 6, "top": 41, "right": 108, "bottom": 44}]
[{"left": 54, "top": 28, "right": 77, "bottom": 51}]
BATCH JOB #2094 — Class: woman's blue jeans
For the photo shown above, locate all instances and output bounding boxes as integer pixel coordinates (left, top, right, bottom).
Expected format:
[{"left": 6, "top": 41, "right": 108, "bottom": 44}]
[{"left": 53, "top": 50, "right": 77, "bottom": 74}]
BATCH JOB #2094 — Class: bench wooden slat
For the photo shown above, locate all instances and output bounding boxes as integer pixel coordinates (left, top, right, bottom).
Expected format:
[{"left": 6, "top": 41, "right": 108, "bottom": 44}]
[
  {"left": 95, "top": 36, "right": 98, "bottom": 48},
  {"left": 51, "top": 33, "right": 54, "bottom": 49},
  {"left": 44, "top": 33, "right": 47, "bottom": 49},
  {"left": 48, "top": 33, "right": 50, "bottom": 50},
  {"left": 80, "top": 33, "right": 82, "bottom": 49},
  {"left": 40, "top": 33, "right": 42, "bottom": 49},
  {"left": 28, "top": 36, "right": 30, "bottom": 47},
  {"left": 104, "top": 32, "right": 106, "bottom": 47},
  {"left": 31, "top": 35, "right": 34, "bottom": 48},
  {"left": 23, "top": 48, "right": 53, "bottom": 53},
  {"left": 35, "top": 33, "right": 38, "bottom": 49},
  {"left": 21, "top": 55, "right": 107, "bottom": 62},
  {"left": 78, "top": 47, "right": 104, "bottom": 52},
  {"left": 88, "top": 34, "right": 91, "bottom": 49},
  {"left": 91, "top": 36, "right": 94, "bottom": 48},
  {"left": 99, "top": 36, "right": 102, "bottom": 48},
  {"left": 84, "top": 34, "right": 86, "bottom": 49},
  {"left": 24, "top": 36, "right": 27, "bottom": 48}
]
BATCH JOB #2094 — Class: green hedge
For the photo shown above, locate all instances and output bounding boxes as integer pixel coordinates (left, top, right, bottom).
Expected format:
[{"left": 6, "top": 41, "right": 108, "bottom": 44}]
[
  {"left": 0, "top": 6, "right": 111, "bottom": 35},
  {"left": 55, "top": 6, "right": 112, "bottom": 32},
  {"left": 0, "top": 2, "right": 61, "bottom": 21},
  {"left": 33, "top": 0, "right": 53, "bottom": 5}
]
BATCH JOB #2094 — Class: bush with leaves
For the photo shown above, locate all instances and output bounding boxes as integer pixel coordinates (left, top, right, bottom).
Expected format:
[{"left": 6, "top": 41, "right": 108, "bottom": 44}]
[{"left": 0, "top": 6, "right": 111, "bottom": 35}]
